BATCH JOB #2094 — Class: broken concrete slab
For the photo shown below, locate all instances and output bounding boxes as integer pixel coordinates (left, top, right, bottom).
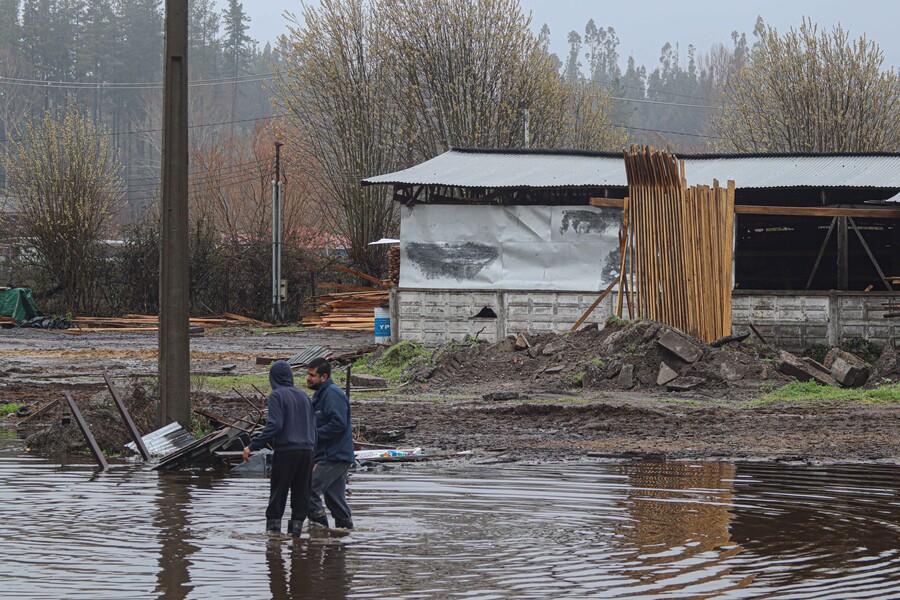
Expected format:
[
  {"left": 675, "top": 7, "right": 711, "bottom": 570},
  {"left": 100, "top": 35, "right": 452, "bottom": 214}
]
[
  {"left": 617, "top": 364, "right": 635, "bottom": 389},
  {"left": 666, "top": 376, "right": 706, "bottom": 392},
  {"left": 349, "top": 373, "right": 388, "bottom": 388},
  {"left": 527, "top": 345, "right": 543, "bottom": 358},
  {"left": 823, "top": 348, "right": 870, "bottom": 388},
  {"left": 658, "top": 331, "right": 703, "bottom": 363},
  {"left": 657, "top": 362, "right": 679, "bottom": 386},
  {"left": 830, "top": 356, "right": 870, "bottom": 388},
  {"left": 542, "top": 341, "right": 567, "bottom": 356},
  {"left": 776, "top": 351, "right": 838, "bottom": 386},
  {"left": 802, "top": 357, "right": 831, "bottom": 376},
  {"left": 544, "top": 365, "right": 565, "bottom": 374}
]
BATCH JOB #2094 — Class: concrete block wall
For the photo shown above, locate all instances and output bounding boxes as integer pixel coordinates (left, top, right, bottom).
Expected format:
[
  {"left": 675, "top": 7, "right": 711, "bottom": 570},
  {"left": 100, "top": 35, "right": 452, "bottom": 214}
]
[
  {"left": 397, "top": 289, "right": 615, "bottom": 344},
  {"left": 399, "top": 288, "right": 899, "bottom": 350},
  {"left": 732, "top": 291, "right": 898, "bottom": 352}
]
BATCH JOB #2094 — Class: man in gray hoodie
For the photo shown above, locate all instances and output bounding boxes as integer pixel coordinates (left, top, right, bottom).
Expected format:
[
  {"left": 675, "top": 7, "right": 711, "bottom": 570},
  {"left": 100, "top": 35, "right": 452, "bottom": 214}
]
[{"left": 243, "top": 360, "right": 316, "bottom": 536}]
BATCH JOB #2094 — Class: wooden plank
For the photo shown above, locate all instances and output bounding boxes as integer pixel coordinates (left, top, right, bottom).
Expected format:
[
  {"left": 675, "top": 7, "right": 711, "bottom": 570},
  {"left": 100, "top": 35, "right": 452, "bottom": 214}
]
[
  {"left": 63, "top": 392, "right": 109, "bottom": 470},
  {"left": 330, "top": 265, "right": 391, "bottom": 288},
  {"left": 570, "top": 278, "right": 618, "bottom": 332},
  {"left": 590, "top": 198, "right": 900, "bottom": 219},
  {"left": 734, "top": 205, "right": 900, "bottom": 218}
]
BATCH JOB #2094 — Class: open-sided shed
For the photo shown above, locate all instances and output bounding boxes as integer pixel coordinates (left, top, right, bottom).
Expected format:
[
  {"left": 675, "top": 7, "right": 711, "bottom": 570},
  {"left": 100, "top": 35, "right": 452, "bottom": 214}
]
[{"left": 364, "top": 148, "right": 900, "bottom": 350}]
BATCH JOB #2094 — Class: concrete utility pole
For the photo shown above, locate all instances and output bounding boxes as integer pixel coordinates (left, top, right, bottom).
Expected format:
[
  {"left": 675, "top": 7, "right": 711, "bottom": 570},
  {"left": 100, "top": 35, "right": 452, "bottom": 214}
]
[
  {"left": 271, "top": 141, "right": 284, "bottom": 322},
  {"left": 158, "top": 0, "right": 190, "bottom": 428}
]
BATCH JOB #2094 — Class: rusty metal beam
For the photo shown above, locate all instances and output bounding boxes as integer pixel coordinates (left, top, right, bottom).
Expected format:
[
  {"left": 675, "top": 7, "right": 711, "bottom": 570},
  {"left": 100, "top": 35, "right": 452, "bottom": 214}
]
[
  {"left": 104, "top": 372, "right": 151, "bottom": 461},
  {"left": 63, "top": 392, "right": 109, "bottom": 470}
]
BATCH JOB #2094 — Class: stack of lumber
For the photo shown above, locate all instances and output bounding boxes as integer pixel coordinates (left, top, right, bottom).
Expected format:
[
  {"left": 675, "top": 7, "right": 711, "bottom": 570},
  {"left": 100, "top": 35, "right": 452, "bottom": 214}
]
[
  {"left": 620, "top": 146, "right": 735, "bottom": 342},
  {"left": 302, "top": 265, "right": 390, "bottom": 331},
  {"left": 302, "top": 290, "right": 389, "bottom": 331},
  {"left": 0, "top": 315, "right": 15, "bottom": 326},
  {"left": 71, "top": 313, "right": 270, "bottom": 332},
  {"left": 388, "top": 245, "right": 401, "bottom": 283}
]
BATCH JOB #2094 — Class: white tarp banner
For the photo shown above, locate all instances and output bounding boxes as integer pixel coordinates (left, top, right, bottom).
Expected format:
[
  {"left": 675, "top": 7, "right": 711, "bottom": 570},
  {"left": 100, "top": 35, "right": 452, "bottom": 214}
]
[{"left": 399, "top": 204, "right": 622, "bottom": 291}]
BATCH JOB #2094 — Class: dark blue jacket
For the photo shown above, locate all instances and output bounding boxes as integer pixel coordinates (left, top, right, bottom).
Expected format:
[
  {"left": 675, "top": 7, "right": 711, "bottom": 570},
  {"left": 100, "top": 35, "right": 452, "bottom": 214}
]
[
  {"left": 311, "top": 377, "right": 354, "bottom": 463},
  {"left": 249, "top": 361, "right": 316, "bottom": 452}
]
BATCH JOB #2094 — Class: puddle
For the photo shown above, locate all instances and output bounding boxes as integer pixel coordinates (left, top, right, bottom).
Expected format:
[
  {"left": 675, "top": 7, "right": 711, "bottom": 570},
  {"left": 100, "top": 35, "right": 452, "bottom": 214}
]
[{"left": 0, "top": 450, "right": 897, "bottom": 599}]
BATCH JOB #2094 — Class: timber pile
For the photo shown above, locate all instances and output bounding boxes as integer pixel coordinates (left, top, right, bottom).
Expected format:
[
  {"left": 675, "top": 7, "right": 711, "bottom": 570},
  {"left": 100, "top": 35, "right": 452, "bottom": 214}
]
[
  {"left": 0, "top": 315, "right": 15, "bottom": 326},
  {"left": 621, "top": 146, "right": 735, "bottom": 342},
  {"left": 302, "top": 265, "right": 390, "bottom": 331},
  {"left": 388, "top": 245, "right": 400, "bottom": 283},
  {"left": 302, "top": 290, "right": 388, "bottom": 331},
  {"left": 70, "top": 313, "right": 269, "bottom": 332}
]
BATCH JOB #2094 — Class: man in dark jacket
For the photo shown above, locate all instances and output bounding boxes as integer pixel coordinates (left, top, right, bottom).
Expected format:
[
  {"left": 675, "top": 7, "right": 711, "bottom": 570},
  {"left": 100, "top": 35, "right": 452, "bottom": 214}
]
[
  {"left": 243, "top": 360, "right": 316, "bottom": 536},
  {"left": 306, "top": 357, "right": 355, "bottom": 529}
]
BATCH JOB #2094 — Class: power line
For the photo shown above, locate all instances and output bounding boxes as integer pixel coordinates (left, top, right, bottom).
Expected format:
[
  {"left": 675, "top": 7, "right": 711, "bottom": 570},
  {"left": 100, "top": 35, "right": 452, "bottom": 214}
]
[{"left": 0, "top": 72, "right": 275, "bottom": 90}]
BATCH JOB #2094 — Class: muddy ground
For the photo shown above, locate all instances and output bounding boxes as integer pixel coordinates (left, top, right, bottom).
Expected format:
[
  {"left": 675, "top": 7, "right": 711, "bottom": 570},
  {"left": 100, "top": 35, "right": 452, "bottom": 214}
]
[{"left": 1, "top": 326, "right": 898, "bottom": 464}]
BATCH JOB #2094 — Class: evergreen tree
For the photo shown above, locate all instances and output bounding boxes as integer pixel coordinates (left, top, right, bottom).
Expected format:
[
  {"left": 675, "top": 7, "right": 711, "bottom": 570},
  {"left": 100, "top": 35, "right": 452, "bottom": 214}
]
[
  {"left": 222, "top": 0, "right": 252, "bottom": 79},
  {"left": 0, "top": 0, "right": 20, "bottom": 48},
  {"left": 190, "top": 0, "right": 221, "bottom": 78}
]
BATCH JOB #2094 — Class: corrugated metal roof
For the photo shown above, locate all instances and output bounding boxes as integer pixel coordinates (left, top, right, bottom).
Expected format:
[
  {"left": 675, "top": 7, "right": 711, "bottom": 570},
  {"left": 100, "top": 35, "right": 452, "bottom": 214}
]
[
  {"left": 126, "top": 421, "right": 194, "bottom": 457},
  {"left": 362, "top": 148, "right": 900, "bottom": 190}
]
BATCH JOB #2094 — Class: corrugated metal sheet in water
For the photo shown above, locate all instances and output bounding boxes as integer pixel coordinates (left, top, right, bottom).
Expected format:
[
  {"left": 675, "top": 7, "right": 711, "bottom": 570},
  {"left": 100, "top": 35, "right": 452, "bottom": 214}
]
[
  {"left": 363, "top": 150, "right": 900, "bottom": 190},
  {"left": 125, "top": 421, "right": 194, "bottom": 457}
]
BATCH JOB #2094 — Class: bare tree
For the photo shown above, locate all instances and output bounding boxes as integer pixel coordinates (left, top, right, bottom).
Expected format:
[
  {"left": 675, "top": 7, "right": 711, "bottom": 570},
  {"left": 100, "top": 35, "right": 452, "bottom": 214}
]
[
  {"left": 273, "top": 0, "right": 626, "bottom": 276},
  {"left": 273, "top": 0, "right": 401, "bottom": 277},
  {"left": 1, "top": 105, "right": 123, "bottom": 313},
  {"left": 713, "top": 19, "right": 900, "bottom": 152}
]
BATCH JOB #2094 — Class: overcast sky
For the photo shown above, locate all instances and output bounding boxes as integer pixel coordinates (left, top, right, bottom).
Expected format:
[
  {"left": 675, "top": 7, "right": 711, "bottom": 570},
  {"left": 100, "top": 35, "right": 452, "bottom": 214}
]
[{"left": 228, "top": 0, "right": 900, "bottom": 71}]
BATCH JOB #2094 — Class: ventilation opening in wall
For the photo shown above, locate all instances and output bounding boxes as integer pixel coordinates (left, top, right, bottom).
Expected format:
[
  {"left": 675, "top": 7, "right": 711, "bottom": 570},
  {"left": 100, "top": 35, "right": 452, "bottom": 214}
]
[{"left": 471, "top": 306, "right": 497, "bottom": 319}]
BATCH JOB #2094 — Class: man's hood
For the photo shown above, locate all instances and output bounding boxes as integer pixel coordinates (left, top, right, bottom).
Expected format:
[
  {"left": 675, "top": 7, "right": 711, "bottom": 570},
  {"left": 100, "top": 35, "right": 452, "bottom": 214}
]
[{"left": 269, "top": 360, "right": 294, "bottom": 389}]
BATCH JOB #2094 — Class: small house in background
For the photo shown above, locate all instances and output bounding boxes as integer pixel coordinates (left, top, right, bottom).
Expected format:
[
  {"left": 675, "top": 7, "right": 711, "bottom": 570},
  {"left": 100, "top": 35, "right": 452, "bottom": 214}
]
[{"left": 363, "top": 148, "right": 900, "bottom": 351}]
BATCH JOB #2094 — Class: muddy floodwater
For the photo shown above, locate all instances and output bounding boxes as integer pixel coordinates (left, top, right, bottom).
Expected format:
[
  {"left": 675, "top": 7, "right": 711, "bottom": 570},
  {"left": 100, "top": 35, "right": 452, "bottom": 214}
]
[{"left": 1, "top": 438, "right": 898, "bottom": 599}]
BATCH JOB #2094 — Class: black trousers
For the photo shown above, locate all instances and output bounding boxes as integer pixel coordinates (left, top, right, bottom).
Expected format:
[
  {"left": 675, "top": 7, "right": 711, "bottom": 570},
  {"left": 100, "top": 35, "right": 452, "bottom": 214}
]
[{"left": 266, "top": 449, "right": 314, "bottom": 523}]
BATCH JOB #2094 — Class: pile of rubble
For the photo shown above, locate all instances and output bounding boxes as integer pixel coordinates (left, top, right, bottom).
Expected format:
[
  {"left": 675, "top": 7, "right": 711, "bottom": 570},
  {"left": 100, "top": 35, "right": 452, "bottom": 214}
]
[{"left": 410, "top": 319, "right": 891, "bottom": 396}]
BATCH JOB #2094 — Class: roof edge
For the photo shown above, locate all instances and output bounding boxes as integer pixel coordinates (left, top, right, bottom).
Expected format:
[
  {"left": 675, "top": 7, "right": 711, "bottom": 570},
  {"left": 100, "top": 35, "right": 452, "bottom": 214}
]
[{"left": 449, "top": 146, "right": 900, "bottom": 160}]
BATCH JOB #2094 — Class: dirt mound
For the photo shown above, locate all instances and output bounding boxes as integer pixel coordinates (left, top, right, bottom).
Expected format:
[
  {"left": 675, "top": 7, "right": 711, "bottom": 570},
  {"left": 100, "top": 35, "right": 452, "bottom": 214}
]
[
  {"left": 26, "top": 381, "right": 159, "bottom": 456},
  {"left": 419, "top": 319, "right": 788, "bottom": 397}
]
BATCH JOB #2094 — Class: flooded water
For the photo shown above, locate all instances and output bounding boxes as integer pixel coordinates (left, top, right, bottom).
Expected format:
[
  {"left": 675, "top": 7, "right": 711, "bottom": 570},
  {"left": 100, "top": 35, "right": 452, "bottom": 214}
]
[{"left": 1, "top": 438, "right": 898, "bottom": 599}]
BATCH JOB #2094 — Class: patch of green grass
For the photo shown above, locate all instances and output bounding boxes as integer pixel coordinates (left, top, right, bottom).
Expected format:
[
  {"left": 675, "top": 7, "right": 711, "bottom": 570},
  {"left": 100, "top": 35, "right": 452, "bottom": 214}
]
[
  {"left": 757, "top": 380, "right": 900, "bottom": 404},
  {"left": 590, "top": 357, "right": 604, "bottom": 368},
  {"left": 571, "top": 371, "right": 585, "bottom": 385},
  {"left": 352, "top": 341, "right": 431, "bottom": 381},
  {"left": 0, "top": 403, "right": 24, "bottom": 415},
  {"left": 194, "top": 372, "right": 271, "bottom": 392},
  {"left": 190, "top": 414, "right": 215, "bottom": 438}
]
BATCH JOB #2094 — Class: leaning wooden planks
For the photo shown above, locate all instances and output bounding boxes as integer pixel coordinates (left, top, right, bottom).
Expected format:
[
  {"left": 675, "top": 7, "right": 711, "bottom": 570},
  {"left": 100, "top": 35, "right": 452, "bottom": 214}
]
[{"left": 621, "top": 146, "right": 735, "bottom": 342}]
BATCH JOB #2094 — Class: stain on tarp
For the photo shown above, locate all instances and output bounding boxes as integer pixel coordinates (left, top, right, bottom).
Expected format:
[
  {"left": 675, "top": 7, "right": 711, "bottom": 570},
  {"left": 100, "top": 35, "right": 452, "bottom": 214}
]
[
  {"left": 559, "top": 210, "right": 620, "bottom": 235},
  {"left": 406, "top": 242, "right": 499, "bottom": 281}
]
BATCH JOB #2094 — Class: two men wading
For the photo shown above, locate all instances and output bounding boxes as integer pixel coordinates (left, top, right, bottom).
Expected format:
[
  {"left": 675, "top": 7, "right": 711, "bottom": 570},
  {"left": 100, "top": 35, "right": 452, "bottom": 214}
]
[{"left": 244, "top": 357, "right": 354, "bottom": 535}]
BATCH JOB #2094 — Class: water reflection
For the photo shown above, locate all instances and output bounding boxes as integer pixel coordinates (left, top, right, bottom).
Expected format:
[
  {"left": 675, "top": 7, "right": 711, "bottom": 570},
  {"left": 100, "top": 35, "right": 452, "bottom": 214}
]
[
  {"left": 155, "top": 472, "right": 200, "bottom": 599},
  {"left": 727, "top": 463, "right": 900, "bottom": 596},
  {"left": 614, "top": 462, "right": 754, "bottom": 596},
  {"left": 267, "top": 539, "right": 349, "bottom": 600},
  {"left": 0, "top": 444, "right": 897, "bottom": 599}
]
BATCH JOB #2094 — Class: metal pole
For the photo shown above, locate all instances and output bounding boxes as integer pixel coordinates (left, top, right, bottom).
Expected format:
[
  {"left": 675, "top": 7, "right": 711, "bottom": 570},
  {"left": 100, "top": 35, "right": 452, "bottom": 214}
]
[
  {"left": 274, "top": 142, "right": 283, "bottom": 321},
  {"left": 158, "top": 0, "right": 191, "bottom": 428},
  {"left": 271, "top": 177, "right": 277, "bottom": 322}
]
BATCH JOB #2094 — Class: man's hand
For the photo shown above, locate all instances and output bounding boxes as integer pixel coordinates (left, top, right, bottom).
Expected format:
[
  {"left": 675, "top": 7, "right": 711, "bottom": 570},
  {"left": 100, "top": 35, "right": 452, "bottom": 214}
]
[{"left": 242, "top": 446, "right": 251, "bottom": 462}]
